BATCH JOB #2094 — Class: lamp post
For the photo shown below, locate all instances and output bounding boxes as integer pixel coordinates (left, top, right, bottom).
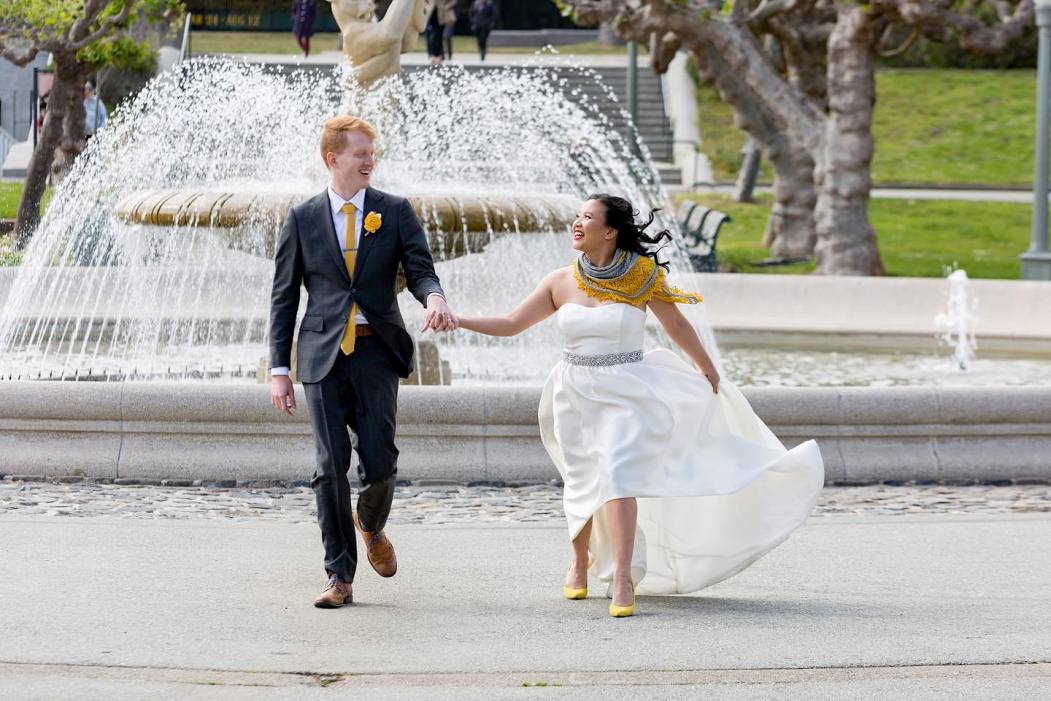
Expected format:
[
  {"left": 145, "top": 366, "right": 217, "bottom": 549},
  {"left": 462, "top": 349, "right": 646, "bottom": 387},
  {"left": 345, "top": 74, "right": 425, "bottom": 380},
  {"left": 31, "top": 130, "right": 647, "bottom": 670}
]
[{"left": 1024, "top": 0, "right": 1051, "bottom": 280}]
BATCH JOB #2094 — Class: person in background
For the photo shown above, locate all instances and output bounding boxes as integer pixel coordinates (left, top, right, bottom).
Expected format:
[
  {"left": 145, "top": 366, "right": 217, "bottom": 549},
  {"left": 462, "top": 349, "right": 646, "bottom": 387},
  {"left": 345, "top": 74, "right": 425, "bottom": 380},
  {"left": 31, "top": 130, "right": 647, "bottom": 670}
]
[
  {"left": 469, "top": 0, "right": 498, "bottom": 62},
  {"left": 439, "top": 0, "right": 457, "bottom": 61},
  {"left": 83, "top": 82, "right": 107, "bottom": 140},
  {"left": 36, "top": 93, "right": 49, "bottom": 136},
  {"left": 292, "top": 0, "right": 319, "bottom": 57},
  {"left": 424, "top": 3, "right": 444, "bottom": 65}
]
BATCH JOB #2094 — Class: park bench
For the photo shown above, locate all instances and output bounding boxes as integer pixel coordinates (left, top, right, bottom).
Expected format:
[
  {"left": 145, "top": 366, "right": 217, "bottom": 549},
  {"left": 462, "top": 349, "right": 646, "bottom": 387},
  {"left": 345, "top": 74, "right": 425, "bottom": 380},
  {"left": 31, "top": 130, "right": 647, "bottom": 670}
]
[{"left": 677, "top": 201, "right": 731, "bottom": 273}]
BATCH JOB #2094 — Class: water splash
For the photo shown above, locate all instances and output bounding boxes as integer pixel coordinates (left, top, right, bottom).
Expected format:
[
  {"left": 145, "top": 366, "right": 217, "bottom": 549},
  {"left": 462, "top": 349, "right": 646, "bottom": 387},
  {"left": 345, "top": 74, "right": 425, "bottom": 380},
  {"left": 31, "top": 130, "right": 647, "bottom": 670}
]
[
  {"left": 934, "top": 268, "right": 978, "bottom": 370},
  {"left": 0, "top": 57, "right": 697, "bottom": 383}
]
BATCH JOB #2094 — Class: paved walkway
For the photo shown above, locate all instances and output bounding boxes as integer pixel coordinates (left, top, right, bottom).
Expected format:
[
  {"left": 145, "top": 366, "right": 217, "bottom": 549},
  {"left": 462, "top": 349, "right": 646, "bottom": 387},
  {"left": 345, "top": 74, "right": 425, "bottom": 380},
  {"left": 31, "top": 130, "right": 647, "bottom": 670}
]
[
  {"left": 690, "top": 184, "right": 1039, "bottom": 203},
  {"left": 1, "top": 482, "right": 1049, "bottom": 698}
]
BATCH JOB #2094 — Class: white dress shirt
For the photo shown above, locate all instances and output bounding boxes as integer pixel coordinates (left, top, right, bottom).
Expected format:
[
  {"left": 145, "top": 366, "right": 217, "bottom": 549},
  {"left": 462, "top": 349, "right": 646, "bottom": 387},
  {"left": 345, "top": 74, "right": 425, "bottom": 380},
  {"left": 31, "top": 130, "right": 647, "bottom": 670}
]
[
  {"left": 271, "top": 185, "right": 444, "bottom": 377},
  {"left": 327, "top": 185, "right": 370, "bottom": 326}
]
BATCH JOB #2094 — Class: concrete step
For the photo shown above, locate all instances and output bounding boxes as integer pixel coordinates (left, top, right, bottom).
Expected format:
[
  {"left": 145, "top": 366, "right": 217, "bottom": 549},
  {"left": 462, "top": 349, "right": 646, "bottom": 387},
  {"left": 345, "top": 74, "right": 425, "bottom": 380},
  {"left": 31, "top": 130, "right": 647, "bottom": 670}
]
[{"left": 656, "top": 162, "right": 682, "bottom": 185}]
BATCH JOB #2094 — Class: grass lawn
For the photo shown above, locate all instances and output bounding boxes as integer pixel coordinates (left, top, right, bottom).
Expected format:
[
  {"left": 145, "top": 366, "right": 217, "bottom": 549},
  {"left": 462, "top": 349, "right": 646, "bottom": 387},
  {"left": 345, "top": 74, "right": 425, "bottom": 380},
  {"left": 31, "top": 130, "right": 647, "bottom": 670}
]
[
  {"left": 681, "top": 193, "right": 1032, "bottom": 279},
  {"left": 189, "top": 31, "right": 629, "bottom": 57},
  {"left": 1, "top": 181, "right": 23, "bottom": 265},
  {"left": 0, "top": 181, "right": 50, "bottom": 221},
  {"left": 0, "top": 181, "right": 21, "bottom": 220},
  {"left": 695, "top": 67, "right": 1036, "bottom": 187},
  {"left": 189, "top": 31, "right": 342, "bottom": 56}
]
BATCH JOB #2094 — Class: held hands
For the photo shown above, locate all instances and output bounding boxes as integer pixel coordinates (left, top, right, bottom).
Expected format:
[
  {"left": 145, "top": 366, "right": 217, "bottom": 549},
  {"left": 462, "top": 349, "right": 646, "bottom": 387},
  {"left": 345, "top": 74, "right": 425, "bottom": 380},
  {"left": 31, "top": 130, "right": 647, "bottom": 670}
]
[
  {"left": 421, "top": 294, "right": 458, "bottom": 332},
  {"left": 271, "top": 375, "right": 296, "bottom": 415}
]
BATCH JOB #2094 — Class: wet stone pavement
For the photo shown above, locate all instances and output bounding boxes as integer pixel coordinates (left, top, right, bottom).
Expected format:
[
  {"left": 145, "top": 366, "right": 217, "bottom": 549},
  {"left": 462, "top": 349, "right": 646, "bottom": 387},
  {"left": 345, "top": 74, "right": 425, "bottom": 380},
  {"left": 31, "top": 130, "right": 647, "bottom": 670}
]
[{"left": 1, "top": 476, "right": 1048, "bottom": 523}]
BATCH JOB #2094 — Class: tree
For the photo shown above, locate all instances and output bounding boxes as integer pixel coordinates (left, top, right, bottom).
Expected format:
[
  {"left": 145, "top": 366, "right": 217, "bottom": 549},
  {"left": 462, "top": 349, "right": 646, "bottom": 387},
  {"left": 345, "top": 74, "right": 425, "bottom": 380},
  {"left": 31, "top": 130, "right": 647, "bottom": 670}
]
[
  {"left": 562, "top": 0, "right": 1033, "bottom": 275},
  {"left": 0, "top": 0, "right": 181, "bottom": 247}
]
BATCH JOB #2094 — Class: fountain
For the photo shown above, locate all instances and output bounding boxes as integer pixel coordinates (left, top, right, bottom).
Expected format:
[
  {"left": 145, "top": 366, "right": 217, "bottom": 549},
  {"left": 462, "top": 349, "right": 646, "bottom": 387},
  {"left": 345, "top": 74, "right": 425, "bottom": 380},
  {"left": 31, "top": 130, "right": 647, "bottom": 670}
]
[
  {"left": 934, "top": 268, "right": 978, "bottom": 371},
  {"left": 0, "top": 0, "right": 685, "bottom": 383}
]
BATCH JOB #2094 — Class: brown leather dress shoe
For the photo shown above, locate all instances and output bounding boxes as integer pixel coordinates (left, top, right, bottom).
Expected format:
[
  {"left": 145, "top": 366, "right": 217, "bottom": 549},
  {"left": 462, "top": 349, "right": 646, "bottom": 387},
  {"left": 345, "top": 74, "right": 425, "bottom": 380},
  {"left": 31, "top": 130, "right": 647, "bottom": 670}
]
[
  {"left": 354, "top": 513, "right": 397, "bottom": 577},
  {"left": 313, "top": 574, "right": 353, "bottom": 608}
]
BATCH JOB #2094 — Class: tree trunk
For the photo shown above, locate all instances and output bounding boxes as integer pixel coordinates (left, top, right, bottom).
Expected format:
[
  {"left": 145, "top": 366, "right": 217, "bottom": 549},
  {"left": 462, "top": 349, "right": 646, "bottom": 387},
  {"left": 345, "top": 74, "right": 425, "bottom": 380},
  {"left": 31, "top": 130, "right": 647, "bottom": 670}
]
[
  {"left": 691, "top": 39, "right": 817, "bottom": 257},
  {"left": 13, "top": 56, "right": 88, "bottom": 248},
  {"left": 52, "top": 62, "right": 90, "bottom": 183},
  {"left": 762, "top": 136, "right": 817, "bottom": 258},
  {"left": 813, "top": 9, "right": 885, "bottom": 275},
  {"left": 14, "top": 110, "right": 58, "bottom": 247},
  {"left": 733, "top": 136, "right": 760, "bottom": 202}
]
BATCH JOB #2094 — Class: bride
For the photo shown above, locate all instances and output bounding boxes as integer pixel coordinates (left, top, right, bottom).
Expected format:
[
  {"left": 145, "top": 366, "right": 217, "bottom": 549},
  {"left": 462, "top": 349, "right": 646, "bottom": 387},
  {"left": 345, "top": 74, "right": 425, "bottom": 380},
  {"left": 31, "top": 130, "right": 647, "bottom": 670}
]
[{"left": 453, "top": 194, "right": 825, "bottom": 618}]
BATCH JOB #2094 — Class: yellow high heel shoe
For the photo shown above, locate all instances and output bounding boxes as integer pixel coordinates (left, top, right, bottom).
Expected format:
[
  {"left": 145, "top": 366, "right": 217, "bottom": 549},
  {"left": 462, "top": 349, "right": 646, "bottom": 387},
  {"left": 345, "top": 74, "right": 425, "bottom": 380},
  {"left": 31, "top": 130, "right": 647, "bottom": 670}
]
[
  {"left": 563, "top": 584, "right": 588, "bottom": 600},
  {"left": 563, "top": 571, "right": 588, "bottom": 600},
  {"left": 608, "top": 580, "right": 636, "bottom": 618},
  {"left": 567, "top": 554, "right": 592, "bottom": 601}
]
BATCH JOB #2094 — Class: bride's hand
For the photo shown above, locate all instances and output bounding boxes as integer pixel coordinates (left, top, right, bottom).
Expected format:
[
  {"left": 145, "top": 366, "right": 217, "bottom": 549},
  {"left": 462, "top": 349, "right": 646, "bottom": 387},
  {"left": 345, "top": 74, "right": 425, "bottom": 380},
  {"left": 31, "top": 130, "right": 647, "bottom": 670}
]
[{"left": 701, "top": 364, "right": 720, "bottom": 394}]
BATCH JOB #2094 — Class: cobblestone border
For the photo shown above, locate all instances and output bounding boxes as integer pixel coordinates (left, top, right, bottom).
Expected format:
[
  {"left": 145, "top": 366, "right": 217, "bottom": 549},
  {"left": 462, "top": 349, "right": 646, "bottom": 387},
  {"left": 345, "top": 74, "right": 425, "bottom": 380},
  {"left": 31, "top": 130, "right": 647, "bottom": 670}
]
[
  {"left": 3, "top": 474, "right": 1049, "bottom": 488},
  {"left": 2, "top": 477, "right": 1048, "bottom": 523}
]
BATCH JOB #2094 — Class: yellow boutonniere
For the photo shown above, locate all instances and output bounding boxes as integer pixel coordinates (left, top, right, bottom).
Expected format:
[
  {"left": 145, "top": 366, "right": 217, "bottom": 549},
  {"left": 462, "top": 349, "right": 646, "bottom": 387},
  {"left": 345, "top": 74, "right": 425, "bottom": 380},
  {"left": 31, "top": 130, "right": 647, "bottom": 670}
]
[{"left": 363, "top": 211, "right": 382, "bottom": 235}]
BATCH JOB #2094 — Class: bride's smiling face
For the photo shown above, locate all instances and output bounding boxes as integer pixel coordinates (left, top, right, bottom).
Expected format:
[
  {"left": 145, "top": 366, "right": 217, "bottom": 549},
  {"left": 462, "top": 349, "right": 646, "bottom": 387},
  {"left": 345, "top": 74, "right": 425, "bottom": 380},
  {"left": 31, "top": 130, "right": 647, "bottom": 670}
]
[{"left": 572, "top": 199, "right": 617, "bottom": 254}]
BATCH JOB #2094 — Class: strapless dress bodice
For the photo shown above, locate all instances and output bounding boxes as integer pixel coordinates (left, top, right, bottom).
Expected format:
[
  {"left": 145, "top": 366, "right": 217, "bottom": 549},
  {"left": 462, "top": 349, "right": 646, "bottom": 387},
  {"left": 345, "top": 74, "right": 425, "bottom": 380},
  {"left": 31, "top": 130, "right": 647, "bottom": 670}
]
[{"left": 556, "top": 303, "right": 646, "bottom": 357}]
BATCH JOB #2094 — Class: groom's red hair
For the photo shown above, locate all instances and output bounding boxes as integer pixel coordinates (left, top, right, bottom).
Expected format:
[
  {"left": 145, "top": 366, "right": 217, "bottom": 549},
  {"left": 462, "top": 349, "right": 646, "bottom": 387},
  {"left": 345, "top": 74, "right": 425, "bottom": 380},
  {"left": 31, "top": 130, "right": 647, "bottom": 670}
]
[{"left": 319, "top": 115, "right": 378, "bottom": 162}]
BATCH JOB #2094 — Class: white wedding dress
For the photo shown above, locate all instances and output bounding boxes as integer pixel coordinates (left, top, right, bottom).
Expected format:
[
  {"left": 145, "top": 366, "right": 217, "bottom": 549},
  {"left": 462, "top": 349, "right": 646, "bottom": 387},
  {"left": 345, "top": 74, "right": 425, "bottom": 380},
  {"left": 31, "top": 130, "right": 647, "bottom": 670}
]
[{"left": 538, "top": 303, "right": 825, "bottom": 595}]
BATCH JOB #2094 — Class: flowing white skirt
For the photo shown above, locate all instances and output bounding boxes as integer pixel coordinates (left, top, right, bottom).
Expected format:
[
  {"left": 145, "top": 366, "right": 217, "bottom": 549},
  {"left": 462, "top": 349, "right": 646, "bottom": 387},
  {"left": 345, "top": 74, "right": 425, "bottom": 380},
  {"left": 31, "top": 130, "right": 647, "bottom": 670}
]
[{"left": 538, "top": 348, "right": 825, "bottom": 595}]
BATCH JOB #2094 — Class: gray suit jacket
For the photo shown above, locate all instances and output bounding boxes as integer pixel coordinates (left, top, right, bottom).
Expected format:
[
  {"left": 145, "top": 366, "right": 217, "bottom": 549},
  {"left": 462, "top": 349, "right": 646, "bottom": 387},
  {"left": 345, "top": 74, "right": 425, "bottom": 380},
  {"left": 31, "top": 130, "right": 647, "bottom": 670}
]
[{"left": 268, "top": 188, "right": 444, "bottom": 383}]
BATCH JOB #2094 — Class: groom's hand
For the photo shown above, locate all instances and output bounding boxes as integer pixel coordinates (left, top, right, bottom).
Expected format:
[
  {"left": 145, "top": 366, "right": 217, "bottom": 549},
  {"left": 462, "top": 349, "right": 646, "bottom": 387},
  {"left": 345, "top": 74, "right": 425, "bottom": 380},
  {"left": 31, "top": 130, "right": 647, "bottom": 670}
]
[
  {"left": 422, "top": 294, "right": 457, "bottom": 332},
  {"left": 271, "top": 375, "right": 296, "bottom": 415}
]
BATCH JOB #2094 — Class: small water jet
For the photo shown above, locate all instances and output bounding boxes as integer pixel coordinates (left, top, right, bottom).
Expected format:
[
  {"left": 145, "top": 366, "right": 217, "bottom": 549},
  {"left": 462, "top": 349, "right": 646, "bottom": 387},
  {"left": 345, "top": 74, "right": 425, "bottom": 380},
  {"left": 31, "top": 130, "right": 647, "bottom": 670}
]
[{"left": 934, "top": 268, "right": 978, "bottom": 371}]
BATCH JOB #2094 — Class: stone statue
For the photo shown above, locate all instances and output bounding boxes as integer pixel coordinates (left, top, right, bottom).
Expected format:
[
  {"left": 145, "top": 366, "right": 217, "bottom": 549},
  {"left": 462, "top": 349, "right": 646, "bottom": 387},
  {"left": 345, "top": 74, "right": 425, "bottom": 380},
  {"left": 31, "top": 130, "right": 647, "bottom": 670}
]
[{"left": 327, "top": 0, "right": 434, "bottom": 86}]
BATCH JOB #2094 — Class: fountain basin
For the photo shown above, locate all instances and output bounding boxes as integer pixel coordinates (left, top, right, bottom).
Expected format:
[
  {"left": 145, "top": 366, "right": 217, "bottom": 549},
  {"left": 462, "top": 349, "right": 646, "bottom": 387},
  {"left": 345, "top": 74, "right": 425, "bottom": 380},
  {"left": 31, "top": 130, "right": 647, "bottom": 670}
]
[
  {"left": 1, "top": 381, "right": 1048, "bottom": 484},
  {"left": 691, "top": 273, "right": 1051, "bottom": 357},
  {"left": 113, "top": 188, "right": 579, "bottom": 258}
]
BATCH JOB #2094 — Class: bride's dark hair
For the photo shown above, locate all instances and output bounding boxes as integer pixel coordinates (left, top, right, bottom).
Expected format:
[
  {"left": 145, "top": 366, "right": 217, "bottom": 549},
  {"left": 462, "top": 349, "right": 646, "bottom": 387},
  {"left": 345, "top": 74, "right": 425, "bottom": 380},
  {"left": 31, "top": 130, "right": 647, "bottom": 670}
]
[{"left": 588, "top": 193, "right": 672, "bottom": 271}]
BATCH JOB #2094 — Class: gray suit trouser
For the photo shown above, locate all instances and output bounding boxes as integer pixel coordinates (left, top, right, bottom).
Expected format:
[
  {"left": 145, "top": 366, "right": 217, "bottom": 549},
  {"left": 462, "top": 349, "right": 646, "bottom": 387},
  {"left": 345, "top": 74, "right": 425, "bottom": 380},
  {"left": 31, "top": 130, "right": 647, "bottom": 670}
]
[{"left": 302, "top": 337, "right": 399, "bottom": 582}]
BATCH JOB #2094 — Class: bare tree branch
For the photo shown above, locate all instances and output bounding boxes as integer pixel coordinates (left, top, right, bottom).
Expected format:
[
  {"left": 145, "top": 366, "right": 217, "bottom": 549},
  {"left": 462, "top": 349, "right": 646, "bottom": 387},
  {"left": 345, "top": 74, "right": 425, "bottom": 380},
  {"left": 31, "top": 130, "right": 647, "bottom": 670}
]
[
  {"left": 747, "top": 0, "right": 799, "bottom": 25},
  {"left": 69, "top": 0, "right": 109, "bottom": 44},
  {"left": 0, "top": 42, "right": 40, "bottom": 67},
  {"left": 764, "top": 16, "right": 805, "bottom": 59},
  {"left": 880, "top": 0, "right": 1035, "bottom": 55},
  {"left": 876, "top": 26, "right": 920, "bottom": 57},
  {"left": 649, "top": 30, "right": 680, "bottom": 73},
  {"left": 68, "top": 0, "right": 137, "bottom": 52},
  {"left": 732, "top": 0, "right": 753, "bottom": 23},
  {"left": 0, "top": 18, "right": 61, "bottom": 53},
  {"left": 799, "top": 22, "right": 835, "bottom": 45}
]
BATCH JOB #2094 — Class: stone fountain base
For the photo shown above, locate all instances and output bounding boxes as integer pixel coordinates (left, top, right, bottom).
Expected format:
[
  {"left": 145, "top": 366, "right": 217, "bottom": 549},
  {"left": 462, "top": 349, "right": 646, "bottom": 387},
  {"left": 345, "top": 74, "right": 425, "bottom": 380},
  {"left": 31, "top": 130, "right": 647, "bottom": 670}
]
[{"left": 1, "top": 381, "right": 1048, "bottom": 484}]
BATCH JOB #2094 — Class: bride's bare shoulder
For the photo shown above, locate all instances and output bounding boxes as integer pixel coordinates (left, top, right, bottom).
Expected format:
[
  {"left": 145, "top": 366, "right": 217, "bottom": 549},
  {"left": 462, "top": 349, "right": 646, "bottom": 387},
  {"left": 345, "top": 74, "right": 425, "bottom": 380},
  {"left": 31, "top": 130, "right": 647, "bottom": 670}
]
[{"left": 541, "top": 267, "right": 575, "bottom": 284}]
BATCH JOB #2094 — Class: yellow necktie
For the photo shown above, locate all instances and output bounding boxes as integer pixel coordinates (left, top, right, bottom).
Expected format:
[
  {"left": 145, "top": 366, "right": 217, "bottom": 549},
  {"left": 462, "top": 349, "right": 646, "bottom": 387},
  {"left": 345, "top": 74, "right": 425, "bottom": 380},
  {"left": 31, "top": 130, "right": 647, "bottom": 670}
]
[{"left": 339, "top": 202, "right": 359, "bottom": 355}]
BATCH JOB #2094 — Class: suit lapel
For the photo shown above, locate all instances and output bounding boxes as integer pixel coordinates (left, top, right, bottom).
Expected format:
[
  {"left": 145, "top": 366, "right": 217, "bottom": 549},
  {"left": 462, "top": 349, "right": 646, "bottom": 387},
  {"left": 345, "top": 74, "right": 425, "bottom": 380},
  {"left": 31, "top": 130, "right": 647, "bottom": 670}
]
[
  {"left": 352, "top": 188, "right": 385, "bottom": 280},
  {"left": 314, "top": 190, "right": 351, "bottom": 283}
]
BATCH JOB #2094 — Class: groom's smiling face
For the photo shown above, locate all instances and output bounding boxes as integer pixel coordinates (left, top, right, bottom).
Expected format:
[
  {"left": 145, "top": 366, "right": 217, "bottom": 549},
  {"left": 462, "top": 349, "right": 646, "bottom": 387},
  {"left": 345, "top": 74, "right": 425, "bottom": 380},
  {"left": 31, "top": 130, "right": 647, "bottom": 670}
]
[{"left": 326, "top": 129, "right": 375, "bottom": 194}]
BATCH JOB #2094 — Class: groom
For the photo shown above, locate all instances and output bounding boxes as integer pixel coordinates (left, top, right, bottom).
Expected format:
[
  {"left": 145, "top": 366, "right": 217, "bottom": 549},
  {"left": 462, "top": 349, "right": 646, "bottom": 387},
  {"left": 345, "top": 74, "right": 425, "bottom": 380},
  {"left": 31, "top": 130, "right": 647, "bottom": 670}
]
[{"left": 268, "top": 115, "right": 455, "bottom": 608}]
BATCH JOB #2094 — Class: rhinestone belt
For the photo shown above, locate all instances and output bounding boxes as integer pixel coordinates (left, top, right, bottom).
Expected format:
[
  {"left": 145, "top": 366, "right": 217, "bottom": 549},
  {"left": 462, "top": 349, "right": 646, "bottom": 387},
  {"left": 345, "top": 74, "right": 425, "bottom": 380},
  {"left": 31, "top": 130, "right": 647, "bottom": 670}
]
[{"left": 562, "top": 350, "right": 644, "bottom": 367}]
